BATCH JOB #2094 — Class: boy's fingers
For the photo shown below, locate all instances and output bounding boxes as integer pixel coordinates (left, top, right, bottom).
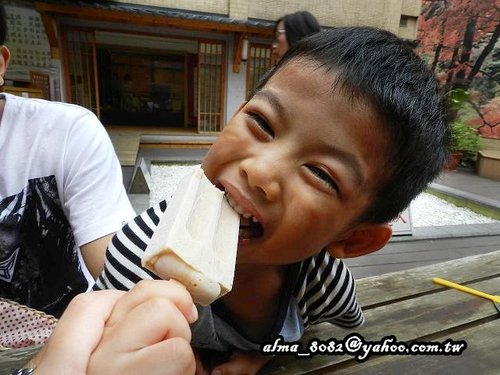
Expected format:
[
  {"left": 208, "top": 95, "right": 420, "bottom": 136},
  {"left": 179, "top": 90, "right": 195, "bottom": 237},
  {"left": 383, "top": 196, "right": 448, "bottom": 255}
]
[
  {"left": 106, "top": 279, "right": 198, "bottom": 325},
  {"left": 102, "top": 295, "right": 192, "bottom": 351}
]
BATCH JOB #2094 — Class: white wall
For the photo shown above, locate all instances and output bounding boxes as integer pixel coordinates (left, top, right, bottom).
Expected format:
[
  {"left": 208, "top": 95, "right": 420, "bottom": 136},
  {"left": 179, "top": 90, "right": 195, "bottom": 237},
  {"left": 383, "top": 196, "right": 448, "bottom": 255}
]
[{"left": 225, "top": 38, "right": 247, "bottom": 125}]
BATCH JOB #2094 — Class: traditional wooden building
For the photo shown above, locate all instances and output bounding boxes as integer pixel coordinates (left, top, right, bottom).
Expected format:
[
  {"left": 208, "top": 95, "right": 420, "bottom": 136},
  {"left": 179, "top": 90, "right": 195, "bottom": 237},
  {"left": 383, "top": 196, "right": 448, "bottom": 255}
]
[{"left": 3, "top": 0, "right": 421, "bottom": 134}]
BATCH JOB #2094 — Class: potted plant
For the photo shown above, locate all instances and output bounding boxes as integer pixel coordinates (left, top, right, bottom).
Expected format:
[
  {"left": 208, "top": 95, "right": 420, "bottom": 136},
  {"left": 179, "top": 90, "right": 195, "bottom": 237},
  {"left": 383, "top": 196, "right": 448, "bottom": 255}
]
[{"left": 447, "top": 121, "right": 481, "bottom": 170}]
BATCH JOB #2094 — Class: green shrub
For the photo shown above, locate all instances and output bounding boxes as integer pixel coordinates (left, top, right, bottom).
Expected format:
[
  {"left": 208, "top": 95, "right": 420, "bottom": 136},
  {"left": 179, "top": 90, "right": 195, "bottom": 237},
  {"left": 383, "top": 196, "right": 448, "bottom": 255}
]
[{"left": 450, "top": 121, "right": 480, "bottom": 153}]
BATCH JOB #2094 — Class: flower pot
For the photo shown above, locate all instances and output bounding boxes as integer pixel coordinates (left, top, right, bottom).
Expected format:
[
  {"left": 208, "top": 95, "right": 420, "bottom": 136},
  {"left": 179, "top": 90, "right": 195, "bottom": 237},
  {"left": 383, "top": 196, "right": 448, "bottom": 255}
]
[{"left": 445, "top": 152, "right": 463, "bottom": 170}]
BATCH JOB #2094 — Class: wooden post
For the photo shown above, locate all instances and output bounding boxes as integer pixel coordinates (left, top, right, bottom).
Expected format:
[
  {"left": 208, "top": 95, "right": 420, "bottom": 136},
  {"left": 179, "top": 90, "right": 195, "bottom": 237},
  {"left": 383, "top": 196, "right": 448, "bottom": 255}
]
[{"left": 233, "top": 32, "right": 244, "bottom": 73}]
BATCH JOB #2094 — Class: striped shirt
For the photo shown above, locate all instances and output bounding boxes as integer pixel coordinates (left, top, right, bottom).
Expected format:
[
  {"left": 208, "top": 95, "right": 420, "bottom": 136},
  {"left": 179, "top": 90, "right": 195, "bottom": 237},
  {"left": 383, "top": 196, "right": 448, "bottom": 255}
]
[{"left": 94, "top": 201, "right": 364, "bottom": 350}]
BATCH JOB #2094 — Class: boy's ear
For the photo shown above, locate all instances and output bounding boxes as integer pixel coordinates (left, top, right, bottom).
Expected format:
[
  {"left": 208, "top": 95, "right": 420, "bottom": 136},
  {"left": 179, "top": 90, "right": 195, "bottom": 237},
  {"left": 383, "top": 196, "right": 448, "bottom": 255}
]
[{"left": 326, "top": 223, "right": 392, "bottom": 259}]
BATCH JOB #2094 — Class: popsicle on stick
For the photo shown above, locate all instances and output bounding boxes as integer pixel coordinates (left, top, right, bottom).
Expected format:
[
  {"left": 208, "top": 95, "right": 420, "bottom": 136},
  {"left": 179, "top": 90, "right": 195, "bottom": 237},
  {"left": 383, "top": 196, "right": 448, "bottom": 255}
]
[{"left": 142, "top": 167, "right": 240, "bottom": 306}]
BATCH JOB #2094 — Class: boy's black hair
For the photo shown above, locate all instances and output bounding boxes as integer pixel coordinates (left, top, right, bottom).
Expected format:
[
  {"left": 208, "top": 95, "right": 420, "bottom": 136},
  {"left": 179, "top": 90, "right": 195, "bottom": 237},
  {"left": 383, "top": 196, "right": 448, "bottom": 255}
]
[
  {"left": 255, "top": 27, "right": 450, "bottom": 224},
  {"left": 275, "top": 11, "right": 321, "bottom": 48},
  {"left": 0, "top": 5, "right": 6, "bottom": 45}
]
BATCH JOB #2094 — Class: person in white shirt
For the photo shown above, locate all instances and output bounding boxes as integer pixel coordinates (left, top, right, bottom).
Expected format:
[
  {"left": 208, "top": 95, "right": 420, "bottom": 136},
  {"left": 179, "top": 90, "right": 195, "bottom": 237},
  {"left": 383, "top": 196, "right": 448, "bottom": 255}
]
[{"left": 0, "top": 5, "right": 135, "bottom": 317}]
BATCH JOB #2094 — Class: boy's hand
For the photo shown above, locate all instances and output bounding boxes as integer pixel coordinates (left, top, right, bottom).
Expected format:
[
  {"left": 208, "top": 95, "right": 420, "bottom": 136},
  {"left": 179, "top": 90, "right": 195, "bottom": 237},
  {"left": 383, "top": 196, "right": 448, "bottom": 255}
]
[
  {"left": 194, "top": 349, "right": 271, "bottom": 375},
  {"left": 32, "top": 280, "right": 198, "bottom": 375}
]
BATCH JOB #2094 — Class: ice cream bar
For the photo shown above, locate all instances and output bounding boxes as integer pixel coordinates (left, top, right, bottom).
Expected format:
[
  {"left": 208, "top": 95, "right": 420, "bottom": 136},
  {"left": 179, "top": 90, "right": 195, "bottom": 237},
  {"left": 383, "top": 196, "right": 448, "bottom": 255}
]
[{"left": 142, "top": 167, "right": 240, "bottom": 306}]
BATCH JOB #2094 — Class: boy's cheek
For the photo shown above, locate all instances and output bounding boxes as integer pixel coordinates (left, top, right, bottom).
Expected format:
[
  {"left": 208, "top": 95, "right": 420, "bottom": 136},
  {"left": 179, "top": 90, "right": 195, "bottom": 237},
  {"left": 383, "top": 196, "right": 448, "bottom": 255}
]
[
  {"left": 204, "top": 120, "right": 257, "bottom": 171},
  {"left": 217, "top": 125, "right": 253, "bottom": 152},
  {"left": 203, "top": 135, "right": 241, "bottom": 174}
]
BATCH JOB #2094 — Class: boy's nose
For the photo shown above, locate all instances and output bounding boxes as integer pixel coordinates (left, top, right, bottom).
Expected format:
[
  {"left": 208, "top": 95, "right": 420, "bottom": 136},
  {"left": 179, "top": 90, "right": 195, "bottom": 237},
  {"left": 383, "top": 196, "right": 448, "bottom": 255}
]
[{"left": 239, "top": 158, "right": 281, "bottom": 201}]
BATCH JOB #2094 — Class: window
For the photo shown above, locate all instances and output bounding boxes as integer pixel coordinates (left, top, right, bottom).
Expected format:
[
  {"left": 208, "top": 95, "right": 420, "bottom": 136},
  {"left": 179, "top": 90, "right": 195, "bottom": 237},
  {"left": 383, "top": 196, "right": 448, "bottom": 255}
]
[
  {"left": 198, "top": 41, "right": 226, "bottom": 133},
  {"left": 246, "top": 43, "right": 273, "bottom": 100},
  {"left": 62, "top": 29, "right": 98, "bottom": 115}
]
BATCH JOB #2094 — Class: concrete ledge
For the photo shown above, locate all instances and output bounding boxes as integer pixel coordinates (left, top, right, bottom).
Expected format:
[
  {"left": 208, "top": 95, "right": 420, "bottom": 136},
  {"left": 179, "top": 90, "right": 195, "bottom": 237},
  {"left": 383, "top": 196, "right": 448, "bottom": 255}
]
[
  {"left": 140, "top": 135, "right": 217, "bottom": 144},
  {"left": 128, "top": 157, "right": 152, "bottom": 194},
  {"left": 390, "top": 222, "right": 500, "bottom": 242},
  {"left": 427, "top": 183, "right": 500, "bottom": 220},
  {"left": 429, "top": 183, "right": 500, "bottom": 209},
  {"left": 127, "top": 148, "right": 207, "bottom": 194}
]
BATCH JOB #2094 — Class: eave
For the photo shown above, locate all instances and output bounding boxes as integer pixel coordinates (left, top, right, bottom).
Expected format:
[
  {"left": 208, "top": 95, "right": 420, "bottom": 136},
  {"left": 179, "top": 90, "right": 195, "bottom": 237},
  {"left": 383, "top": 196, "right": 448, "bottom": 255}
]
[{"left": 34, "top": 1, "right": 274, "bottom": 71}]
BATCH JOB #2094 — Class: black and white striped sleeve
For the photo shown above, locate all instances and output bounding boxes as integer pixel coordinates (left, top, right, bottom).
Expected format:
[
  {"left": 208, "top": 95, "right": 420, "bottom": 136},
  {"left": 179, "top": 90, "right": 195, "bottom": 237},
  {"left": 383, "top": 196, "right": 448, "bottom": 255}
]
[
  {"left": 93, "top": 201, "right": 167, "bottom": 291},
  {"left": 293, "top": 249, "right": 364, "bottom": 329},
  {"left": 94, "top": 202, "right": 364, "bottom": 331}
]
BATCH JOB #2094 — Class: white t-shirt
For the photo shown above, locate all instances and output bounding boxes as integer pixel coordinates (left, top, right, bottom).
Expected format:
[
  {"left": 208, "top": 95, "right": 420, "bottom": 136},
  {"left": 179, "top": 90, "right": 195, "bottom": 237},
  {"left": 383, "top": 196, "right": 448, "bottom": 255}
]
[{"left": 0, "top": 93, "right": 135, "bottom": 315}]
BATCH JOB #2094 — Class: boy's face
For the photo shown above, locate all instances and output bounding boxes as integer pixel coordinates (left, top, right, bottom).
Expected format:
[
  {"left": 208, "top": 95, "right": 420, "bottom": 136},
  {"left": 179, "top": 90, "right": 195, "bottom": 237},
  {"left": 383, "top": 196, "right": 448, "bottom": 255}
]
[{"left": 203, "top": 59, "right": 391, "bottom": 265}]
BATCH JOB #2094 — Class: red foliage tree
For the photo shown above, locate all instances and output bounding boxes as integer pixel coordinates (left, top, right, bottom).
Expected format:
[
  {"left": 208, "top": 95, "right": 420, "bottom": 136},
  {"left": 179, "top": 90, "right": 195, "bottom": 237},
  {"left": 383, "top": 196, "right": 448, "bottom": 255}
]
[{"left": 417, "top": 0, "right": 500, "bottom": 137}]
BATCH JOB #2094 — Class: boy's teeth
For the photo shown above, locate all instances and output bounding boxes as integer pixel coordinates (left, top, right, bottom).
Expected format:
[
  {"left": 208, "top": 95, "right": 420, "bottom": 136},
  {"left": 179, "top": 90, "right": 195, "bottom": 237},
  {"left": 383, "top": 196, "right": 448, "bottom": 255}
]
[
  {"left": 224, "top": 191, "right": 264, "bottom": 239},
  {"left": 225, "top": 195, "right": 255, "bottom": 221}
]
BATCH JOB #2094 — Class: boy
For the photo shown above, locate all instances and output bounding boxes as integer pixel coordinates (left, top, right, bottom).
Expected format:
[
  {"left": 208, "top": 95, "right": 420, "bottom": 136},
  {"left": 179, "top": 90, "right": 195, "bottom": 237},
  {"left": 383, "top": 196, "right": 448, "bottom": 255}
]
[{"left": 94, "top": 27, "right": 449, "bottom": 374}]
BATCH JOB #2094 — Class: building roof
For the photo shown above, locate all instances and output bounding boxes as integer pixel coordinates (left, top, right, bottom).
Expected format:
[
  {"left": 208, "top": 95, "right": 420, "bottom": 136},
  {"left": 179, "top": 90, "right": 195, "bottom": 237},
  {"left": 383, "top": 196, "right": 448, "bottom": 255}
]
[
  {"left": 35, "top": 0, "right": 275, "bottom": 29},
  {"left": 34, "top": 0, "right": 273, "bottom": 69}
]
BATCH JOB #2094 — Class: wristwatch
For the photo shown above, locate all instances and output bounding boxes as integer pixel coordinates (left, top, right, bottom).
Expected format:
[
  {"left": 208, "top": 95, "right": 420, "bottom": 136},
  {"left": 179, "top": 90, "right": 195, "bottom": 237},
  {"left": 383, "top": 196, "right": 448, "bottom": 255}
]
[{"left": 9, "top": 369, "right": 35, "bottom": 375}]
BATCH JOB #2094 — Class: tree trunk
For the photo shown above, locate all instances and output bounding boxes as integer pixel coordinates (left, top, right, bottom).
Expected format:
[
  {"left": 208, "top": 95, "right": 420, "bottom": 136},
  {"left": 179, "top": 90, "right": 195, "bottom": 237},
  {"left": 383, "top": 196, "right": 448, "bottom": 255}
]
[
  {"left": 454, "top": 17, "right": 477, "bottom": 88},
  {"left": 446, "top": 46, "right": 459, "bottom": 85},
  {"left": 465, "top": 22, "right": 500, "bottom": 86},
  {"left": 432, "top": 44, "right": 442, "bottom": 71}
]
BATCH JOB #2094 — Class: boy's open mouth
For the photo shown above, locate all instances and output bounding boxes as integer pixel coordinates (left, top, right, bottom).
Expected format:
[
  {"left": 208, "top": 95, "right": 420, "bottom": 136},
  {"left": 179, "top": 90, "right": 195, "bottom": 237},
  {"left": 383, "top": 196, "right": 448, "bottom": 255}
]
[
  {"left": 225, "top": 194, "right": 264, "bottom": 239},
  {"left": 239, "top": 215, "right": 264, "bottom": 239}
]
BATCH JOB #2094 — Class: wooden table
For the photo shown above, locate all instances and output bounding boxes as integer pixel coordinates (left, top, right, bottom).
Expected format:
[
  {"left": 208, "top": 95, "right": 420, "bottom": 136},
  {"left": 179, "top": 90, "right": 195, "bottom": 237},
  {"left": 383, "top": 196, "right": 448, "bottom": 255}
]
[
  {"left": 263, "top": 250, "right": 500, "bottom": 374},
  {"left": 2, "top": 251, "right": 499, "bottom": 374}
]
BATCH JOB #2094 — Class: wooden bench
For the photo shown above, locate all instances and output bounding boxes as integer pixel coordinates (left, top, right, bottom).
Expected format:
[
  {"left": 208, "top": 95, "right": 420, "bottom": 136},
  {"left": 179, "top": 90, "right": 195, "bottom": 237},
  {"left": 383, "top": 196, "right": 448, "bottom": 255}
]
[{"left": 477, "top": 150, "right": 500, "bottom": 181}]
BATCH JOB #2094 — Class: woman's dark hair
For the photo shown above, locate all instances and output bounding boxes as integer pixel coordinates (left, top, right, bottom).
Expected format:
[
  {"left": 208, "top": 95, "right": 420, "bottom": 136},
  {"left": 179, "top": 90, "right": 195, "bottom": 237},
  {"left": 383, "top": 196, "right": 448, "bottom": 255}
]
[{"left": 275, "top": 11, "right": 321, "bottom": 48}]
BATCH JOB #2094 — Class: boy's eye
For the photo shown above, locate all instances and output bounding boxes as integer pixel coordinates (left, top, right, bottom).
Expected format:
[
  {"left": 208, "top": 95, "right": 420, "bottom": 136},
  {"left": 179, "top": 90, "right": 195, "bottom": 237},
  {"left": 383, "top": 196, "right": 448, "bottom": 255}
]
[
  {"left": 307, "top": 165, "right": 339, "bottom": 192},
  {"left": 248, "top": 113, "right": 275, "bottom": 138}
]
